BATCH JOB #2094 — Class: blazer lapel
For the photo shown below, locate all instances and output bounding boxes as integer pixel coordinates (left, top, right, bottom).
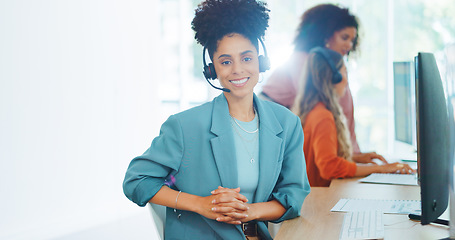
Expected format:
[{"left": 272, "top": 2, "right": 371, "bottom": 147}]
[
  {"left": 207, "top": 94, "right": 244, "bottom": 239},
  {"left": 209, "top": 94, "right": 238, "bottom": 189},
  {"left": 253, "top": 94, "right": 284, "bottom": 203}
]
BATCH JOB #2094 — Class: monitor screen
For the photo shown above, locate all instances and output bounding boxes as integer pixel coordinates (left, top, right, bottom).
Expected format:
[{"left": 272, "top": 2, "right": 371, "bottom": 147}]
[
  {"left": 393, "top": 61, "right": 416, "bottom": 147},
  {"left": 415, "top": 52, "right": 451, "bottom": 225}
]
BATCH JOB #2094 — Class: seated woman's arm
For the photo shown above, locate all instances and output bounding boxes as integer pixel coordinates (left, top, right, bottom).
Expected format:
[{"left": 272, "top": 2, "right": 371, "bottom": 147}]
[
  {"left": 123, "top": 115, "right": 250, "bottom": 224},
  {"left": 355, "top": 162, "right": 414, "bottom": 176},
  {"left": 352, "top": 152, "right": 387, "bottom": 164},
  {"left": 151, "top": 185, "right": 250, "bottom": 225},
  {"left": 312, "top": 118, "right": 357, "bottom": 180},
  {"left": 312, "top": 117, "right": 413, "bottom": 179}
]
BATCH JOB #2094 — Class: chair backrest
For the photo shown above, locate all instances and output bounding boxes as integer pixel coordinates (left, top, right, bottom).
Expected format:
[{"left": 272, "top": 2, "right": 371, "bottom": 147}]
[
  {"left": 268, "top": 222, "right": 281, "bottom": 238},
  {"left": 148, "top": 203, "right": 166, "bottom": 240}
]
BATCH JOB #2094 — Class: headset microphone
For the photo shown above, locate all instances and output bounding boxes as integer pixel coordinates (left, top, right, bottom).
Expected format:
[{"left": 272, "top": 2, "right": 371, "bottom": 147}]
[{"left": 205, "top": 77, "right": 231, "bottom": 92}]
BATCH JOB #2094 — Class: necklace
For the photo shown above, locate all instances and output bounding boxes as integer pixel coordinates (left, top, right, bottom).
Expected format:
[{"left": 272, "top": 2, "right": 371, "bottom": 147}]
[
  {"left": 230, "top": 118, "right": 258, "bottom": 164},
  {"left": 231, "top": 120, "right": 259, "bottom": 143},
  {"left": 229, "top": 113, "right": 259, "bottom": 134}
]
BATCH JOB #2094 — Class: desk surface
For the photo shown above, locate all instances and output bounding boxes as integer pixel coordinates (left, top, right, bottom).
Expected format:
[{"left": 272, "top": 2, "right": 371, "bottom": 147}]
[{"left": 275, "top": 178, "right": 449, "bottom": 240}]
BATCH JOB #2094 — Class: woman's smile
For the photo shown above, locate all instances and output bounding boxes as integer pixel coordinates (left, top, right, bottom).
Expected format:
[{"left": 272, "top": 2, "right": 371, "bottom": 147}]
[{"left": 230, "top": 77, "right": 250, "bottom": 87}]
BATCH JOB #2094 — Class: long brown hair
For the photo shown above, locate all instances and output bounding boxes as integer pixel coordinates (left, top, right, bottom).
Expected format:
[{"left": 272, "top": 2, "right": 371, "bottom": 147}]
[{"left": 292, "top": 49, "right": 352, "bottom": 160}]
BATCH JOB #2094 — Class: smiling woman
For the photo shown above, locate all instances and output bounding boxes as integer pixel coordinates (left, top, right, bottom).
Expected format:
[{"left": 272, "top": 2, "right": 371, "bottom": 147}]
[{"left": 122, "top": 0, "right": 310, "bottom": 239}]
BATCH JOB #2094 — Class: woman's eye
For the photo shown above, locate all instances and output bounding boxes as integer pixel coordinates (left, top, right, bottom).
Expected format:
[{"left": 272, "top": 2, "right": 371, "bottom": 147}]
[
  {"left": 243, "top": 57, "right": 252, "bottom": 62},
  {"left": 221, "top": 60, "right": 231, "bottom": 65}
]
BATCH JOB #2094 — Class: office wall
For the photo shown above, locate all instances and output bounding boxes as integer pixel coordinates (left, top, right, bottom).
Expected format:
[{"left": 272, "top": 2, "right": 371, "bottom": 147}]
[{"left": 0, "top": 0, "right": 161, "bottom": 239}]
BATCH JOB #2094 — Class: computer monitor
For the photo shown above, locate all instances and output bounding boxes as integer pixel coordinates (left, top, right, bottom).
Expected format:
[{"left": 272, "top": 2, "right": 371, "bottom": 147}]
[
  {"left": 393, "top": 62, "right": 416, "bottom": 148},
  {"left": 415, "top": 52, "right": 451, "bottom": 225}
]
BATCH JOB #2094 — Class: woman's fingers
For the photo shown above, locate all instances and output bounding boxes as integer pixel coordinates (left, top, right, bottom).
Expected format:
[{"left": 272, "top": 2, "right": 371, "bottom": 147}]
[
  {"left": 215, "top": 215, "right": 242, "bottom": 224},
  {"left": 211, "top": 202, "right": 249, "bottom": 213},
  {"left": 215, "top": 210, "right": 248, "bottom": 219},
  {"left": 393, "top": 162, "right": 415, "bottom": 174},
  {"left": 366, "top": 152, "right": 388, "bottom": 164},
  {"left": 372, "top": 153, "right": 388, "bottom": 164},
  {"left": 210, "top": 187, "right": 248, "bottom": 203},
  {"left": 212, "top": 195, "right": 247, "bottom": 204},
  {"left": 214, "top": 211, "right": 249, "bottom": 224},
  {"left": 211, "top": 187, "right": 241, "bottom": 194}
]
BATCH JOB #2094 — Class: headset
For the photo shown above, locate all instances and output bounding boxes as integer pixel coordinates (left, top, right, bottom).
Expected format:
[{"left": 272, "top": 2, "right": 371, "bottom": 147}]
[
  {"left": 309, "top": 47, "right": 343, "bottom": 84},
  {"left": 202, "top": 38, "right": 270, "bottom": 92}
]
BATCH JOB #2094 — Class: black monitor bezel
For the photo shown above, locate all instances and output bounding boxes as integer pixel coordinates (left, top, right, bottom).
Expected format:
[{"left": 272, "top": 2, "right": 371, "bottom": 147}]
[{"left": 415, "top": 52, "right": 450, "bottom": 225}]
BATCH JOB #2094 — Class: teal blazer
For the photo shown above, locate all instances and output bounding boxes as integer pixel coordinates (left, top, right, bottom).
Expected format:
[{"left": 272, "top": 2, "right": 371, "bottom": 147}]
[{"left": 123, "top": 93, "right": 310, "bottom": 240}]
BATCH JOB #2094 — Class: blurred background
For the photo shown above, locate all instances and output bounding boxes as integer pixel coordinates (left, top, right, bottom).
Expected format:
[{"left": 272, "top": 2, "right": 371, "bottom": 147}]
[{"left": 1, "top": 0, "right": 454, "bottom": 239}]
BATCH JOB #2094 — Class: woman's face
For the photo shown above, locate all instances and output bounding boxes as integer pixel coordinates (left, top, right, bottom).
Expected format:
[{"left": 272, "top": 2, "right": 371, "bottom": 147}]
[
  {"left": 334, "top": 64, "right": 348, "bottom": 97},
  {"left": 212, "top": 33, "right": 259, "bottom": 100},
  {"left": 326, "top": 27, "right": 357, "bottom": 56}
]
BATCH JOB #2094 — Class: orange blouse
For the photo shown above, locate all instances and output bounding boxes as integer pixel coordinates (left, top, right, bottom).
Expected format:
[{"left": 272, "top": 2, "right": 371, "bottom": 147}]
[{"left": 303, "top": 102, "right": 357, "bottom": 187}]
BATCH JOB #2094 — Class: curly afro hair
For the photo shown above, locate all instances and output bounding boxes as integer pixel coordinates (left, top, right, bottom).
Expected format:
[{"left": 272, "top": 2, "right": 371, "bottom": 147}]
[
  {"left": 191, "top": 0, "right": 269, "bottom": 58},
  {"left": 294, "top": 4, "right": 359, "bottom": 53}
]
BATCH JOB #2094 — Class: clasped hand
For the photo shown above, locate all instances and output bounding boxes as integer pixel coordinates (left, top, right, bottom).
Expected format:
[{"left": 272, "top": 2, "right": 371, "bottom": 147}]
[{"left": 199, "top": 186, "right": 252, "bottom": 225}]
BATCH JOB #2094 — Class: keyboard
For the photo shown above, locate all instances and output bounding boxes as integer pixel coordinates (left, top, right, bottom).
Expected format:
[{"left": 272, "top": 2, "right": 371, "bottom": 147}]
[
  {"left": 339, "top": 210, "right": 385, "bottom": 240},
  {"left": 359, "top": 173, "right": 418, "bottom": 186}
]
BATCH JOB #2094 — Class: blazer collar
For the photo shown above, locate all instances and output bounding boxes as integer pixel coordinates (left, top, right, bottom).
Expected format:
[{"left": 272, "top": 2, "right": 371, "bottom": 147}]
[
  {"left": 210, "top": 94, "right": 238, "bottom": 189},
  {"left": 253, "top": 93, "right": 283, "bottom": 135},
  {"left": 210, "top": 94, "right": 232, "bottom": 136}
]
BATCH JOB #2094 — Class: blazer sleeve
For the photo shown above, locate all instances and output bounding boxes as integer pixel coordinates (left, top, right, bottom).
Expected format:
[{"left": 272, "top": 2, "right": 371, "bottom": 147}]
[
  {"left": 123, "top": 115, "right": 184, "bottom": 207},
  {"left": 270, "top": 115, "right": 311, "bottom": 223},
  {"left": 312, "top": 117, "right": 357, "bottom": 180}
]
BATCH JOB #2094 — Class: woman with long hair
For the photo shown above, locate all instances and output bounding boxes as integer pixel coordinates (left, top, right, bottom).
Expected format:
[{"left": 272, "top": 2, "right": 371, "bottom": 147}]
[
  {"left": 261, "top": 3, "right": 386, "bottom": 164},
  {"left": 293, "top": 47, "right": 413, "bottom": 187}
]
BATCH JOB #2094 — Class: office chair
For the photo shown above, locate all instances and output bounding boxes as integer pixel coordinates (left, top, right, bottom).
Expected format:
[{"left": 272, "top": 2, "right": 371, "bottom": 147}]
[
  {"left": 148, "top": 203, "right": 166, "bottom": 240},
  {"left": 268, "top": 222, "right": 281, "bottom": 238}
]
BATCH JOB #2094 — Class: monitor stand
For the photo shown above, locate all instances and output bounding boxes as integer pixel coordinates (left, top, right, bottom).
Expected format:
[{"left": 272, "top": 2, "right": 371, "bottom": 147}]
[{"left": 408, "top": 179, "right": 454, "bottom": 239}]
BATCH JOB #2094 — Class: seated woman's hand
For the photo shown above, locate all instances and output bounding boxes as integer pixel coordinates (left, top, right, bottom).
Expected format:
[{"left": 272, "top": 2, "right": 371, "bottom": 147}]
[
  {"left": 210, "top": 186, "right": 252, "bottom": 224},
  {"left": 379, "top": 162, "right": 415, "bottom": 174},
  {"left": 352, "top": 152, "right": 388, "bottom": 164},
  {"left": 196, "top": 187, "right": 249, "bottom": 224}
]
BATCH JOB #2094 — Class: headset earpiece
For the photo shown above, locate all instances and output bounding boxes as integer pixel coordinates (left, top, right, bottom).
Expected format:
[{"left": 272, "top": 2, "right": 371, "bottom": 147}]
[
  {"left": 332, "top": 69, "right": 343, "bottom": 84},
  {"left": 310, "top": 47, "right": 343, "bottom": 84},
  {"left": 202, "top": 45, "right": 217, "bottom": 80},
  {"left": 258, "top": 38, "right": 270, "bottom": 73},
  {"left": 203, "top": 62, "right": 217, "bottom": 80},
  {"left": 259, "top": 55, "right": 270, "bottom": 73}
]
